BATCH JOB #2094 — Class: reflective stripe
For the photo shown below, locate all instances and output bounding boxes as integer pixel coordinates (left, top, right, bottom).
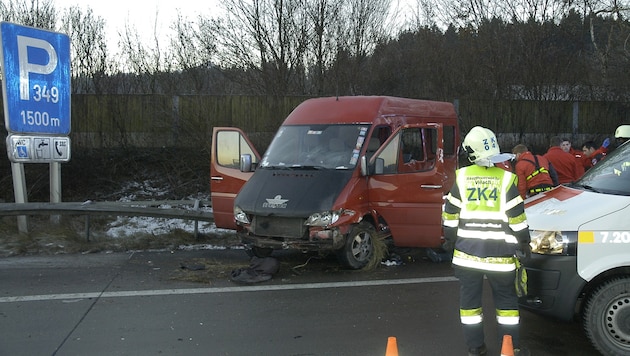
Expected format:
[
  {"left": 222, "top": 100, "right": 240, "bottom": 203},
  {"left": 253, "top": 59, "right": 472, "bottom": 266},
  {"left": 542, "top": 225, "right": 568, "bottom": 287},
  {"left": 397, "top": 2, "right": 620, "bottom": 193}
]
[
  {"left": 529, "top": 186, "right": 552, "bottom": 194},
  {"left": 526, "top": 167, "right": 549, "bottom": 181},
  {"left": 461, "top": 315, "right": 483, "bottom": 325},
  {"left": 446, "top": 195, "right": 462, "bottom": 208},
  {"left": 509, "top": 221, "right": 528, "bottom": 233},
  {"left": 457, "top": 229, "right": 518, "bottom": 243},
  {"left": 460, "top": 210, "right": 507, "bottom": 220},
  {"left": 452, "top": 250, "right": 516, "bottom": 271},
  {"left": 460, "top": 308, "right": 483, "bottom": 325},
  {"left": 443, "top": 219, "right": 459, "bottom": 228},
  {"left": 496, "top": 309, "right": 520, "bottom": 325}
]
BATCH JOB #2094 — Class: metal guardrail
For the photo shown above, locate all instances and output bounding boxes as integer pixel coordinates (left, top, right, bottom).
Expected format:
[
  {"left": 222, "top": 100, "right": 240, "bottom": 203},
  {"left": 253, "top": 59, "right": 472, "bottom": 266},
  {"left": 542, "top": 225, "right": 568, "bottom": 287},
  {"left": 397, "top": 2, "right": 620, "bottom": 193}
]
[{"left": 0, "top": 200, "right": 215, "bottom": 240}]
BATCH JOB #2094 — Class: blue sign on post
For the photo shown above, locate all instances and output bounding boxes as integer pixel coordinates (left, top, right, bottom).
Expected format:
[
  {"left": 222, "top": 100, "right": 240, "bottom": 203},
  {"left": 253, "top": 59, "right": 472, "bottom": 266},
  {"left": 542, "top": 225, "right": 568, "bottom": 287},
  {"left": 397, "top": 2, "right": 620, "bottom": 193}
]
[{"left": 1, "top": 22, "right": 71, "bottom": 135}]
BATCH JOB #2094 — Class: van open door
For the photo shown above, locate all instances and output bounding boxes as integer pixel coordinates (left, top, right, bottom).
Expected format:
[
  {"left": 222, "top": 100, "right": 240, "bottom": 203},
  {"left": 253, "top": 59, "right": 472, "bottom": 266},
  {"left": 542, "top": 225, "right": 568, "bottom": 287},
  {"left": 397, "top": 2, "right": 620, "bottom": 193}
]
[
  {"left": 366, "top": 123, "right": 453, "bottom": 247},
  {"left": 210, "top": 127, "right": 260, "bottom": 229}
]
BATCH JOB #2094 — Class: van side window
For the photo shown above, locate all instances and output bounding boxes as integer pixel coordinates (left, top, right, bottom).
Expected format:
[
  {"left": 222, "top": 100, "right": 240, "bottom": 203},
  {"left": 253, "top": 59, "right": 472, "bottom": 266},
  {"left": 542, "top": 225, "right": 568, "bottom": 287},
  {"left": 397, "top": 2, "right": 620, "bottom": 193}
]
[
  {"left": 443, "top": 125, "right": 456, "bottom": 156},
  {"left": 399, "top": 127, "right": 436, "bottom": 172},
  {"left": 216, "top": 130, "right": 258, "bottom": 169},
  {"left": 375, "top": 127, "right": 437, "bottom": 174}
]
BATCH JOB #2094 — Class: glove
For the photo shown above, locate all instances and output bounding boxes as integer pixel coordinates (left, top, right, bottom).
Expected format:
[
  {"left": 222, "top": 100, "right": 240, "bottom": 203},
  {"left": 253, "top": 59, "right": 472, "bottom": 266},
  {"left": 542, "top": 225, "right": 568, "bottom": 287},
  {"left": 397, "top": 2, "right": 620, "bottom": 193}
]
[
  {"left": 602, "top": 137, "right": 611, "bottom": 148},
  {"left": 441, "top": 240, "right": 455, "bottom": 252},
  {"left": 516, "top": 242, "right": 531, "bottom": 263}
]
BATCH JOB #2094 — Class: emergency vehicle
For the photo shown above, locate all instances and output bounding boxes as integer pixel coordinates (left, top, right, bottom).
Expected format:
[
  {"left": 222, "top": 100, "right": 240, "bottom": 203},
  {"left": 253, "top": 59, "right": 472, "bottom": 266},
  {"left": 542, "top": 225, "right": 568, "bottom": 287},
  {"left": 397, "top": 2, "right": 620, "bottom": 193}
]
[
  {"left": 520, "top": 139, "right": 630, "bottom": 355},
  {"left": 210, "top": 96, "right": 460, "bottom": 269}
]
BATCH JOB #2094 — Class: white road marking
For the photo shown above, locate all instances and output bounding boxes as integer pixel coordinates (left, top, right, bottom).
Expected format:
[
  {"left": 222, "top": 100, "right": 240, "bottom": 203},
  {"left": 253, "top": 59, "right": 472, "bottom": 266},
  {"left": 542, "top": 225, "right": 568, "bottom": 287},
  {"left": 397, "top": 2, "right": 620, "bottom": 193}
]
[{"left": 0, "top": 276, "right": 457, "bottom": 303}]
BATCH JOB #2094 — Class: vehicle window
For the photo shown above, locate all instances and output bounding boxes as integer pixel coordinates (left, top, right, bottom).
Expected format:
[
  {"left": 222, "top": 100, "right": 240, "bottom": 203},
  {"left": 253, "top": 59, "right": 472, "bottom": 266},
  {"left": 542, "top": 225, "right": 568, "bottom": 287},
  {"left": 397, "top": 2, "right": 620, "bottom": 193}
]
[
  {"left": 216, "top": 130, "right": 258, "bottom": 169},
  {"left": 576, "top": 141, "right": 630, "bottom": 195},
  {"left": 376, "top": 127, "right": 437, "bottom": 174},
  {"left": 260, "top": 124, "right": 370, "bottom": 169},
  {"left": 443, "top": 125, "right": 456, "bottom": 156}
]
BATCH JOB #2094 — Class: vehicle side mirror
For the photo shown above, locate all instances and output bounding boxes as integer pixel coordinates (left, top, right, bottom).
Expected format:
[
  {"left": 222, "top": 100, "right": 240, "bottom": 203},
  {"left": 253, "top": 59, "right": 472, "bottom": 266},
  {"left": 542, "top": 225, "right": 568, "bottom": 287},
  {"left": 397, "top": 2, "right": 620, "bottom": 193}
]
[
  {"left": 360, "top": 156, "right": 368, "bottom": 176},
  {"left": 240, "top": 154, "right": 253, "bottom": 172}
]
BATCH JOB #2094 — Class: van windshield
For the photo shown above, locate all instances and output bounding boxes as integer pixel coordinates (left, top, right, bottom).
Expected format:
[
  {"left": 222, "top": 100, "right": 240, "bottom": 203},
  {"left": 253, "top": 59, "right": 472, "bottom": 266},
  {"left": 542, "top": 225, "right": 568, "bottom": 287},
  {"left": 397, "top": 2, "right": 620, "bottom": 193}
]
[
  {"left": 260, "top": 124, "right": 370, "bottom": 169},
  {"left": 574, "top": 140, "right": 630, "bottom": 196}
]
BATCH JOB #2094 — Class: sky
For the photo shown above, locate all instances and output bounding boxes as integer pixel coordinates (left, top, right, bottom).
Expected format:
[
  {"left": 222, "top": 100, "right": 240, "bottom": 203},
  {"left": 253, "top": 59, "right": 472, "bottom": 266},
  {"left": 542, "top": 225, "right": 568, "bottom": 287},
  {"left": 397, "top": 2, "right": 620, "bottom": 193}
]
[{"left": 53, "top": 0, "right": 222, "bottom": 52}]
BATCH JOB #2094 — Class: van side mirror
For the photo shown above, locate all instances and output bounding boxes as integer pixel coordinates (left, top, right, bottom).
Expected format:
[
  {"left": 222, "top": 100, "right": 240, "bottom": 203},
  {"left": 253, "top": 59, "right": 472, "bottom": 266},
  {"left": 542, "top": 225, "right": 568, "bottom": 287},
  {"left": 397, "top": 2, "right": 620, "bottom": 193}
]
[
  {"left": 360, "top": 156, "right": 368, "bottom": 176},
  {"left": 240, "top": 154, "right": 253, "bottom": 172}
]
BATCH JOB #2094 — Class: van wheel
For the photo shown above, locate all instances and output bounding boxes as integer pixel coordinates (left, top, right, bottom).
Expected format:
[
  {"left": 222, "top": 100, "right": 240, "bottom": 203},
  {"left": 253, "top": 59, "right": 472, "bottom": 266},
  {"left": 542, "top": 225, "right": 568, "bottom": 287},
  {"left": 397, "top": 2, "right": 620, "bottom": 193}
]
[
  {"left": 337, "top": 222, "right": 375, "bottom": 270},
  {"left": 583, "top": 277, "right": 630, "bottom": 356},
  {"left": 246, "top": 246, "right": 274, "bottom": 258}
]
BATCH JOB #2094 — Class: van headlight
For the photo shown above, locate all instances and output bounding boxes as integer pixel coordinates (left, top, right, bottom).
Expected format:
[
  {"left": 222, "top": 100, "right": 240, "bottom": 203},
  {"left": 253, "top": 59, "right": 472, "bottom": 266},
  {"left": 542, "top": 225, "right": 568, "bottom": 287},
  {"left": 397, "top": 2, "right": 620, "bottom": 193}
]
[
  {"left": 529, "top": 230, "right": 577, "bottom": 256},
  {"left": 305, "top": 209, "right": 356, "bottom": 227},
  {"left": 234, "top": 206, "right": 250, "bottom": 224},
  {"left": 305, "top": 210, "right": 341, "bottom": 227}
]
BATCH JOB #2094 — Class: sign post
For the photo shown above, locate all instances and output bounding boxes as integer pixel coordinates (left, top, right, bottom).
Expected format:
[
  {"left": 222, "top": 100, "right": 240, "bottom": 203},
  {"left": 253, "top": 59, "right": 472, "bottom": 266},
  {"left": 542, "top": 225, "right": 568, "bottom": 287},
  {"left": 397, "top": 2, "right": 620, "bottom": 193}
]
[{"left": 1, "top": 22, "right": 71, "bottom": 232}]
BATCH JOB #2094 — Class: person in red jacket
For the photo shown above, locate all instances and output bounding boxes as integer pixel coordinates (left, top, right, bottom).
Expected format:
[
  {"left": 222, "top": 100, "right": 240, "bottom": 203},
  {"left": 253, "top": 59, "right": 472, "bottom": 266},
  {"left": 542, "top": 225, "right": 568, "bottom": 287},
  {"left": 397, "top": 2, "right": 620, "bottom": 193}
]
[
  {"left": 582, "top": 140, "right": 609, "bottom": 171},
  {"left": 545, "top": 136, "right": 581, "bottom": 183},
  {"left": 512, "top": 144, "right": 556, "bottom": 199}
]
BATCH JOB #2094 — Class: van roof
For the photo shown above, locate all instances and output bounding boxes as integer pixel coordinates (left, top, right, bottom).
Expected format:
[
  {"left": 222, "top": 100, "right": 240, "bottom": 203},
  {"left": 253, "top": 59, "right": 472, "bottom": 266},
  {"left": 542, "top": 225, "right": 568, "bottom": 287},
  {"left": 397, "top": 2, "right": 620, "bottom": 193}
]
[{"left": 283, "top": 96, "right": 457, "bottom": 125}]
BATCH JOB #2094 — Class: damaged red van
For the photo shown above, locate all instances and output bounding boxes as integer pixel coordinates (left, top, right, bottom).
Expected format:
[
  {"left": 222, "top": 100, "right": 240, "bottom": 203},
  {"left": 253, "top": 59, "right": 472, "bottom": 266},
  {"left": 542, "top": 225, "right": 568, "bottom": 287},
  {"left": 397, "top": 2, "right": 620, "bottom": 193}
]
[{"left": 210, "top": 96, "right": 460, "bottom": 269}]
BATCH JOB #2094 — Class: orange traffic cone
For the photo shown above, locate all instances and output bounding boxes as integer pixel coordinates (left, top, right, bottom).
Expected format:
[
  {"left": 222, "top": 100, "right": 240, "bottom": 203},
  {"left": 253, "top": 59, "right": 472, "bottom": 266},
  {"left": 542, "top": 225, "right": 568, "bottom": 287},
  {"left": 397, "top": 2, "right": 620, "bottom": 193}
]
[
  {"left": 385, "top": 336, "right": 399, "bottom": 356},
  {"left": 501, "top": 334, "right": 515, "bottom": 356}
]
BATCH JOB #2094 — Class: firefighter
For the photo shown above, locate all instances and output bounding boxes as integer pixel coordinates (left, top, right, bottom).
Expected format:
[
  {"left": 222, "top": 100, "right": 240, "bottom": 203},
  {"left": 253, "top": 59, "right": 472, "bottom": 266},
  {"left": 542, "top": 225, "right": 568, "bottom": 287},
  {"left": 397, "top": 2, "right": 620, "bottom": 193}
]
[
  {"left": 512, "top": 144, "right": 557, "bottom": 199},
  {"left": 613, "top": 125, "right": 630, "bottom": 176},
  {"left": 442, "top": 126, "right": 531, "bottom": 356},
  {"left": 614, "top": 124, "right": 630, "bottom": 148}
]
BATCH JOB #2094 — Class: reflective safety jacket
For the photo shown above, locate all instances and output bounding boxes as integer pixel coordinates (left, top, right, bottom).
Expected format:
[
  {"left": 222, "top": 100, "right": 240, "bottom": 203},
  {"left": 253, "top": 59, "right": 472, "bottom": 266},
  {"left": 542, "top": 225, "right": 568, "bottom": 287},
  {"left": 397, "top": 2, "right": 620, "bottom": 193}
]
[
  {"left": 442, "top": 165, "right": 530, "bottom": 272},
  {"left": 514, "top": 151, "right": 554, "bottom": 199}
]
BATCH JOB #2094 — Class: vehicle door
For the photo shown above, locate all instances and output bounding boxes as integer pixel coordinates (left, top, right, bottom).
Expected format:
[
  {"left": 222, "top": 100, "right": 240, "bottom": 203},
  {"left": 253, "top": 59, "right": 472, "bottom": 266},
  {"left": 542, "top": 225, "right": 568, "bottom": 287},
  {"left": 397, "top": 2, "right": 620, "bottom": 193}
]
[
  {"left": 210, "top": 127, "right": 260, "bottom": 229},
  {"left": 367, "top": 123, "right": 448, "bottom": 247}
]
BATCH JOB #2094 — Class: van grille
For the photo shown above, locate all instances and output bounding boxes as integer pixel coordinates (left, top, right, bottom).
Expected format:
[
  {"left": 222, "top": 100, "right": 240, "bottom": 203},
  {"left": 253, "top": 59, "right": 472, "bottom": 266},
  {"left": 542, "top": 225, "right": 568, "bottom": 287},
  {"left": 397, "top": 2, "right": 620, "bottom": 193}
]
[{"left": 252, "top": 216, "right": 307, "bottom": 238}]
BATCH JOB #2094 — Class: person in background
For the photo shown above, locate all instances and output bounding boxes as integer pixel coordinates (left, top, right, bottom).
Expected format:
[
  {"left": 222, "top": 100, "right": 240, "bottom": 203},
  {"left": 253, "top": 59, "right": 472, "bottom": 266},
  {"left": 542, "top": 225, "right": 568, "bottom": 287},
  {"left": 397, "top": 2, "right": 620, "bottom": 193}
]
[
  {"left": 512, "top": 144, "right": 556, "bottom": 199},
  {"left": 442, "top": 126, "right": 531, "bottom": 356},
  {"left": 613, "top": 124, "right": 630, "bottom": 149},
  {"left": 546, "top": 136, "right": 582, "bottom": 182},
  {"left": 582, "top": 139, "right": 609, "bottom": 170}
]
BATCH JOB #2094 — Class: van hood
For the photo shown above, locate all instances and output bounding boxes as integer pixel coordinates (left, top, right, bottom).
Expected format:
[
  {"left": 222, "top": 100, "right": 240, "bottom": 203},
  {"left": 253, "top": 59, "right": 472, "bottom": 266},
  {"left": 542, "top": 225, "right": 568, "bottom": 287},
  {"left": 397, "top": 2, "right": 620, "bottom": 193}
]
[
  {"left": 524, "top": 185, "right": 629, "bottom": 231},
  {"left": 234, "top": 168, "right": 354, "bottom": 217}
]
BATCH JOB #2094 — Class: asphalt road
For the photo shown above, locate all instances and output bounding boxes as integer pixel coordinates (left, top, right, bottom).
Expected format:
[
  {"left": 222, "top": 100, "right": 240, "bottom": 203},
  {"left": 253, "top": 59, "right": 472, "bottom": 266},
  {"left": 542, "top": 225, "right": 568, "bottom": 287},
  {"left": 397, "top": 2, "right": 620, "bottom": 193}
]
[{"left": 0, "top": 247, "right": 599, "bottom": 355}]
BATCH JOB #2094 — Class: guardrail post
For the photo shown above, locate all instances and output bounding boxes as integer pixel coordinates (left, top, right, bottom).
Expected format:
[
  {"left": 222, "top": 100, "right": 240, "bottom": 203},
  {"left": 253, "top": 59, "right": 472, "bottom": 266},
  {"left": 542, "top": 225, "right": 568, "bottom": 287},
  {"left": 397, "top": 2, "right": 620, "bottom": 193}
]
[
  {"left": 193, "top": 199, "right": 200, "bottom": 239},
  {"left": 85, "top": 215, "right": 90, "bottom": 242}
]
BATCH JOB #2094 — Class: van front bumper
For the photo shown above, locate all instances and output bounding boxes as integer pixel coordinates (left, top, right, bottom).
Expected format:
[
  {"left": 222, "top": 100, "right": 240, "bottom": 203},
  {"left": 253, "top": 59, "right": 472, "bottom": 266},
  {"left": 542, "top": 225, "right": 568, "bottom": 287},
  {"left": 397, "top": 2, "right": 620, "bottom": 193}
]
[
  {"left": 519, "top": 253, "right": 587, "bottom": 321},
  {"left": 239, "top": 228, "right": 346, "bottom": 251}
]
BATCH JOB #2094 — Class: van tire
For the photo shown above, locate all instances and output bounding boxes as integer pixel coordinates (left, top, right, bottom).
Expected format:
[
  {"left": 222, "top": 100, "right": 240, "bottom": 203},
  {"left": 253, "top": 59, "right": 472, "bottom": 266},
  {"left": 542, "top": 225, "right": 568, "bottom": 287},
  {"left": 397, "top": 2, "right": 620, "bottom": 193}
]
[
  {"left": 583, "top": 277, "right": 630, "bottom": 356},
  {"left": 337, "top": 222, "right": 375, "bottom": 270}
]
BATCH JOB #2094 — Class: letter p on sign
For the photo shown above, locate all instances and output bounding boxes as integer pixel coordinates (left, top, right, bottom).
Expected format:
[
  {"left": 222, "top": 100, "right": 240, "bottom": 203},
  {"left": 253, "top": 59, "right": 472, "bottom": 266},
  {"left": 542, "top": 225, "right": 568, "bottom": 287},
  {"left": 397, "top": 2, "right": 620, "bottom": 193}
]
[{"left": 17, "top": 35, "right": 58, "bottom": 101}]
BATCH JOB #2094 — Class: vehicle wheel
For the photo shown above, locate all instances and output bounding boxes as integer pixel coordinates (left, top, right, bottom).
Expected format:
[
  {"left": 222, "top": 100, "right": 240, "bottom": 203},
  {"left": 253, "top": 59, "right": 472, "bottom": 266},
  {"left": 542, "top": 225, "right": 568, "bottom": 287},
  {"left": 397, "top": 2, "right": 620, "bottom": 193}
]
[
  {"left": 337, "top": 222, "right": 375, "bottom": 269},
  {"left": 246, "top": 246, "right": 274, "bottom": 258},
  {"left": 583, "top": 277, "right": 630, "bottom": 356}
]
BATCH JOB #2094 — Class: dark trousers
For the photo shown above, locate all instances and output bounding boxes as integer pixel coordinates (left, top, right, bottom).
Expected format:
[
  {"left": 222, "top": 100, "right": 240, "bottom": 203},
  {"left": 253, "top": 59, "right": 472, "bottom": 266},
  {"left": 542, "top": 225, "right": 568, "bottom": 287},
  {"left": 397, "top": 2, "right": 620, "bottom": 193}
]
[{"left": 454, "top": 266, "right": 520, "bottom": 349}]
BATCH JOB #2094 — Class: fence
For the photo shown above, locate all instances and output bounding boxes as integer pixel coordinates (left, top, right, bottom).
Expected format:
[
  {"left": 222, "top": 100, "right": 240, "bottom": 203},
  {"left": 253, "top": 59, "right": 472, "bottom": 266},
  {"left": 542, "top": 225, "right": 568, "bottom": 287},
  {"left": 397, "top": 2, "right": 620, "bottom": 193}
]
[{"left": 1, "top": 95, "right": 628, "bottom": 153}]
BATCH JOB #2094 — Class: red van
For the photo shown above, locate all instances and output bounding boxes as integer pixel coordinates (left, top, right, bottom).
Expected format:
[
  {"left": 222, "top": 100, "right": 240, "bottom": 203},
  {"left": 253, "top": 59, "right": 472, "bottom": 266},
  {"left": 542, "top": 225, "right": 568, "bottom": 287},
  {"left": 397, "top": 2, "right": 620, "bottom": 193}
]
[{"left": 210, "top": 96, "right": 460, "bottom": 269}]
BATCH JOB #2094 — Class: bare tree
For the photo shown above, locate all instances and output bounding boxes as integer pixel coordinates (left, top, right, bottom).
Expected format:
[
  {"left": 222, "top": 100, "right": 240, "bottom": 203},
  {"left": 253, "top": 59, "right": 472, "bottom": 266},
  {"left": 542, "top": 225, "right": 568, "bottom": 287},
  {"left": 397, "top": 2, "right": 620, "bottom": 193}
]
[
  {"left": 304, "top": 0, "right": 342, "bottom": 94},
  {"left": 60, "top": 6, "right": 111, "bottom": 94},
  {"left": 215, "top": 0, "right": 310, "bottom": 95},
  {"left": 0, "top": 0, "right": 57, "bottom": 29},
  {"left": 169, "top": 12, "right": 221, "bottom": 93},
  {"left": 333, "top": 0, "right": 393, "bottom": 94},
  {"left": 117, "top": 15, "right": 173, "bottom": 93}
]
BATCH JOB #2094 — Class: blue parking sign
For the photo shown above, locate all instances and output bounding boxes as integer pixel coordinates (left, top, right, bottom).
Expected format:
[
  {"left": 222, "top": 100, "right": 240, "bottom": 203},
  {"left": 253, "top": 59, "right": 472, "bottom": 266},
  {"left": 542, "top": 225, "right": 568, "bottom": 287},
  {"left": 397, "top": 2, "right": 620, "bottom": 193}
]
[{"left": 1, "top": 22, "right": 71, "bottom": 135}]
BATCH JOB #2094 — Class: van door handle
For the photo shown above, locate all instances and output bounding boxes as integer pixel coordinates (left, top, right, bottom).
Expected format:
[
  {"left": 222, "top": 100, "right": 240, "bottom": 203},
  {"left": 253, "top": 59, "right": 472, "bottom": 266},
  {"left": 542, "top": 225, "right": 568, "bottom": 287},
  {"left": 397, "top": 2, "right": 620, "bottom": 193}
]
[
  {"left": 211, "top": 176, "right": 223, "bottom": 181},
  {"left": 421, "top": 184, "right": 442, "bottom": 189}
]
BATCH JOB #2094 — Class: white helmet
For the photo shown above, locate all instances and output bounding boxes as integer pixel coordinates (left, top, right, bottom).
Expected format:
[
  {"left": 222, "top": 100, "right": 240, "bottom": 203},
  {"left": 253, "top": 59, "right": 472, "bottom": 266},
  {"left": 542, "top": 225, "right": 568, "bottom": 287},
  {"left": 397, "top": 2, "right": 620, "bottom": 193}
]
[
  {"left": 615, "top": 125, "right": 630, "bottom": 139},
  {"left": 463, "top": 126, "right": 512, "bottom": 166}
]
